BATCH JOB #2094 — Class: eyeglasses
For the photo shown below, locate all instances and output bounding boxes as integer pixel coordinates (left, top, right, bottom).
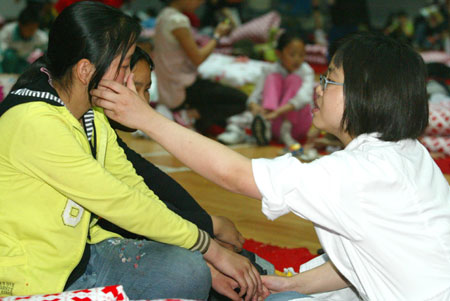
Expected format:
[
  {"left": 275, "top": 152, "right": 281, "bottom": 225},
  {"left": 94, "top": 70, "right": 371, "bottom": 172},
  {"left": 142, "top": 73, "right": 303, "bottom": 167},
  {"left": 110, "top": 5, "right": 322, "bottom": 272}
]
[{"left": 320, "top": 75, "right": 344, "bottom": 90}]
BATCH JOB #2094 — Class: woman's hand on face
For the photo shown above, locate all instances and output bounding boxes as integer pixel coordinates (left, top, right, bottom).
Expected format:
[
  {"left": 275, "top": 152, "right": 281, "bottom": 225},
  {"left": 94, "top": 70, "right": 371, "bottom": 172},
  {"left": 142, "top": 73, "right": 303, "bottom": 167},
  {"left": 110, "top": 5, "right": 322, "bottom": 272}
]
[
  {"left": 211, "top": 215, "right": 245, "bottom": 252},
  {"left": 204, "top": 240, "right": 264, "bottom": 301},
  {"left": 91, "top": 74, "right": 152, "bottom": 130}
]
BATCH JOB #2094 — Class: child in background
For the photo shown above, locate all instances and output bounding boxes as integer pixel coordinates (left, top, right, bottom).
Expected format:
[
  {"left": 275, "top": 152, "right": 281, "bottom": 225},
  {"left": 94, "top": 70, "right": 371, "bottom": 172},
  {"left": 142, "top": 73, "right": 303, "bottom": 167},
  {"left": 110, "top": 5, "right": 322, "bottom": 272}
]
[
  {"left": 0, "top": 6, "right": 48, "bottom": 74},
  {"left": 153, "top": 0, "right": 247, "bottom": 134},
  {"left": 93, "top": 31, "right": 450, "bottom": 300},
  {"left": 218, "top": 31, "right": 314, "bottom": 149}
]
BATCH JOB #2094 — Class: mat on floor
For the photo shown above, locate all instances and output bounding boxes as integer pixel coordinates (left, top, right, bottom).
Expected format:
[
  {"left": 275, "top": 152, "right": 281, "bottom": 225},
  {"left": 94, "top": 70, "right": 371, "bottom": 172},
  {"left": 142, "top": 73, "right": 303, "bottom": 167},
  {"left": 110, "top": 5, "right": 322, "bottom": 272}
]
[{"left": 243, "top": 238, "right": 317, "bottom": 273}]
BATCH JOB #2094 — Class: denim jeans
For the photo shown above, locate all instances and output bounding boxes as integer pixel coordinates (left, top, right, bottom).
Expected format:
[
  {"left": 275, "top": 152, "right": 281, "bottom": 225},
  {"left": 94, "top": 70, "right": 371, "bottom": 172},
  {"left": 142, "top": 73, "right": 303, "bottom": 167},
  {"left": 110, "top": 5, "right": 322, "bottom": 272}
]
[
  {"left": 65, "top": 238, "right": 211, "bottom": 300},
  {"left": 265, "top": 291, "right": 310, "bottom": 300}
]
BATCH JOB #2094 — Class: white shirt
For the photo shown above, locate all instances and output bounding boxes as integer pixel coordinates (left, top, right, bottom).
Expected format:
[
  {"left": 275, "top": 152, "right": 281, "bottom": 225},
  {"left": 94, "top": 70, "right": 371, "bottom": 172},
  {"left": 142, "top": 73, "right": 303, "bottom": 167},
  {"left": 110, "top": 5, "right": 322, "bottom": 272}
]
[
  {"left": 153, "top": 7, "right": 197, "bottom": 109},
  {"left": 247, "top": 61, "right": 315, "bottom": 110},
  {"left": 253, "top": 133, "right": 450, "bottom": 300}
]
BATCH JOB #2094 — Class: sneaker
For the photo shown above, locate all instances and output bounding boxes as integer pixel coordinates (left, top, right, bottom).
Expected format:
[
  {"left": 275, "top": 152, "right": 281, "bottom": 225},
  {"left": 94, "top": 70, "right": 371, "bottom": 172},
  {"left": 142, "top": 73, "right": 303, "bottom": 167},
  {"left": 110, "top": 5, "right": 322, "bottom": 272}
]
[
  {"left": 227, "top": 111, "right": 253, "bottom": 128},
  {"left": 217, "top": 124, "right": 246, "bottom": 145},
  {"left": 251, "top": 114, "right": 271, "bottom": 146}
]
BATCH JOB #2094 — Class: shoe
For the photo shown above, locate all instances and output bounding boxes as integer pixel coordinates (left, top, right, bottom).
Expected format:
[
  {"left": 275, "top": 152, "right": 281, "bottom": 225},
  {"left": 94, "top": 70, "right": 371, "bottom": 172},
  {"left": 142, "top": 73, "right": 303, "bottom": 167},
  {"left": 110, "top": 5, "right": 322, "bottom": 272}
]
[
  {"left": 227, "top": 111, "right": 253, "bottom": 128},
  {"left": 251, "top": 114, "right": 271, "bottom": 146},
  {"left": 217, "top": 124, "right": 246, "bottom": 145}
]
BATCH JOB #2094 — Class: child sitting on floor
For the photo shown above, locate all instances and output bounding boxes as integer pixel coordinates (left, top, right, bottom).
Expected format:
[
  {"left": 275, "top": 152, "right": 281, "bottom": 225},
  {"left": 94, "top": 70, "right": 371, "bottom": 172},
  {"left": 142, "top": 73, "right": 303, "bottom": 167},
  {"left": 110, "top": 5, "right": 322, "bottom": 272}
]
[{"left": 218, "top": 31, "right": 314, "bottom": 149}]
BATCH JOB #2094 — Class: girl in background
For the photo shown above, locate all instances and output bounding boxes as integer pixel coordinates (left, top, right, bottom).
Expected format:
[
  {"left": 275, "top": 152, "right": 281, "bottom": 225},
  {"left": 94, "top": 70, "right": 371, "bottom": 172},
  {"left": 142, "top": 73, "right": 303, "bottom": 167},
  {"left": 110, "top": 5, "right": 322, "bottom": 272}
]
[
  {"left": 153, "top": 0, "right": 247, "bottom": 134},
  {"left": 218, "top": 31, "right": 314, "bottom": 149}
]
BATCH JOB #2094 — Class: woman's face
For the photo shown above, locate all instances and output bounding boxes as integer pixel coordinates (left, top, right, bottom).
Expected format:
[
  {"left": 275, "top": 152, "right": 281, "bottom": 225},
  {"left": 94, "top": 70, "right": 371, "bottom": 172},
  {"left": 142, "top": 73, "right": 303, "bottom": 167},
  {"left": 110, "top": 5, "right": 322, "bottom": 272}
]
[
  {"left": 312, "top": 61, "right": 346, "bottom": 140},
  {"left": 102, "top": 44, "right": 136, "bottom": 84},
  {"left": 132, "top": 59, "right": 151, "bottom": 103}
]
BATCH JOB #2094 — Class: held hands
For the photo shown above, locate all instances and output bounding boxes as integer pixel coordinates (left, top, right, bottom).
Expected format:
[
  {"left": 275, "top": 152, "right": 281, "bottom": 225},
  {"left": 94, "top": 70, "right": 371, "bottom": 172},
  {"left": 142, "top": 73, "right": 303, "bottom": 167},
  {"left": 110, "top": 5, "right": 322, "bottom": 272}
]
[
  {"left": 207, "top": 262, "right": 241, "bottom": 300},
  {"left": 204, "top": 239, "right": 267, "bottom": 301},
  {"left": 90, "top": 74, "right": 152, "bottom": 131},
  {"left": 211, "top": 215, "right": 245, "bottom": 252}
]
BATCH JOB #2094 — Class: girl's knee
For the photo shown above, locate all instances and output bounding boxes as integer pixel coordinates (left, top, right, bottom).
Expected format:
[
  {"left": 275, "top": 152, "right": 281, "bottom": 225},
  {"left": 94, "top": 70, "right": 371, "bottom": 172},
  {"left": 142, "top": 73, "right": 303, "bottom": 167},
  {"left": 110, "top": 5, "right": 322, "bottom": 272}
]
[{"left": 163, "top": 247, "right": 211, "bottom": 298}]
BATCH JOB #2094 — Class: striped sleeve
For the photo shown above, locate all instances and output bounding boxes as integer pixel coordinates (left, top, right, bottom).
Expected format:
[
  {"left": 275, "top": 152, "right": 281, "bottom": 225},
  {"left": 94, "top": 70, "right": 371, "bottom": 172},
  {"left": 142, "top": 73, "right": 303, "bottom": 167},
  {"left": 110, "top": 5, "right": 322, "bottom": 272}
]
[{"left": 189, "top": 229, "right": 211, "bottom": 254}]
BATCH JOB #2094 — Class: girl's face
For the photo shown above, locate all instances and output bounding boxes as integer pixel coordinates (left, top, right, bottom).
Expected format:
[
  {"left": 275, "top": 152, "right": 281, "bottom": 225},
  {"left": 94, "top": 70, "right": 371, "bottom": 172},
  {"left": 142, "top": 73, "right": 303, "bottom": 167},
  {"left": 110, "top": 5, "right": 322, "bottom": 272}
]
[
  {"left": 277, "top": 39, "right": 305, "bottom": 73},
  {"left": 102, "top": 44, "right": 136, "bottom": 84},
  {"left": 313, "top": 61, "right": 349, "bottom": 143},
  {"left": 132, "top": 59, "right": 151, "bottom": 103}
]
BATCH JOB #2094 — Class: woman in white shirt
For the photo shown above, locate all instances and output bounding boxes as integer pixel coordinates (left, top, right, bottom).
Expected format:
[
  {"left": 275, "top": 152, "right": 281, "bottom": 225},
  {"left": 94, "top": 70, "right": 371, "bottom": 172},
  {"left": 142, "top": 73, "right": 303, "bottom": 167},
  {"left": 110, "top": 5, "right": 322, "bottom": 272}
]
[{"left": 93, "top": 32, "right": 450, "bottom": 300}]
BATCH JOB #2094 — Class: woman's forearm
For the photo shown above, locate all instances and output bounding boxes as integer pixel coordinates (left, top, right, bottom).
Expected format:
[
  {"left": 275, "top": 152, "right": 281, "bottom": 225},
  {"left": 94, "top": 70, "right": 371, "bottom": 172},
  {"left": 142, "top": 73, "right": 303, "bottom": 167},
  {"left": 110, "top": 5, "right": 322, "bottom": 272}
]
[
  {"left": 92, "top": 78, "right": 261, "bottom": 198},
  {"left": 293, "top": 261, "right": 350, "bottom": 294},
  {"left": 140, "top": 108, "right": 261, "bottom": 198}
]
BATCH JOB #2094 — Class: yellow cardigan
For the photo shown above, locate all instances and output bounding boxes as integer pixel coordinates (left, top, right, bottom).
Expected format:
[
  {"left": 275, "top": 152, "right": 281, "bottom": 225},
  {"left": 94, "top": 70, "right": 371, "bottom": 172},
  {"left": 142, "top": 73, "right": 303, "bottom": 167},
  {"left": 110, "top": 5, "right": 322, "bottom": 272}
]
[{"left": 0, "top": 102, "right": 199, "bottom": 296}]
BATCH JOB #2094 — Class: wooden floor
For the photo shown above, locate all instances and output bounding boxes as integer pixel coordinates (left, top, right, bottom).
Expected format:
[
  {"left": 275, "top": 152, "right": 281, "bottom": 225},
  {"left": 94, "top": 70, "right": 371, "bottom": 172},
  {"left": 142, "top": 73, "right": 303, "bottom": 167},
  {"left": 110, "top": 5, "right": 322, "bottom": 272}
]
[{"left": 119, "top": 131, "right": 323, "bottom": 254}]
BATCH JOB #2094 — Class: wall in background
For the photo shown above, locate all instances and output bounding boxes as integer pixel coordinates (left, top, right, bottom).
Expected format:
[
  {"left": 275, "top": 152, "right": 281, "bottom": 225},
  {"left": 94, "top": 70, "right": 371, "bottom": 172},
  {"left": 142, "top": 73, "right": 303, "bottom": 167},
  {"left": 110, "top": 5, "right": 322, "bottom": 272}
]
[
  {"left": 0, "top": 0, "right": 429, "bottom": 29},
  {"left": 0, "top": 0, "right": 25, "bottom": 19},
  {"left": 367, "top": 0, "right": 427, "bottom": 28}
]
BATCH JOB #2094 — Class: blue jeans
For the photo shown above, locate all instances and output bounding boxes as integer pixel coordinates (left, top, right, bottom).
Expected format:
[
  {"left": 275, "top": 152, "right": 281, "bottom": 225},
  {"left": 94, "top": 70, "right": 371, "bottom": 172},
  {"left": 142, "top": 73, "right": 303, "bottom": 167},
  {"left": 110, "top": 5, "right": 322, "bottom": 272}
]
[
  {"left": 65, "top": 238, "right": 211, "bottom": 300},
  {"left": 265, "top": 291, "right": 310, "bottom": 300}
]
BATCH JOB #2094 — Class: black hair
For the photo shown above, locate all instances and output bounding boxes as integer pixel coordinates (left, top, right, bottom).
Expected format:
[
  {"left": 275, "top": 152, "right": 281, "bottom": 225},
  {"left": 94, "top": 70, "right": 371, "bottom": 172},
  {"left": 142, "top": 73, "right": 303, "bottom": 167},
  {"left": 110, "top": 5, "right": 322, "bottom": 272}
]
[
  {"left": 276, "top": 30, "right": 306, "bottom": 51},
  {"left": 130, "top": 46, "right": 154, "bottom": 71},
  {"left": 332, "top": 32, "right": 428, "bottom": 141},
  {"left": 13, "top": 1, "right": 141, "bottom": 95},
  {"left": 18, "top": 6, "right": 40, "bottom": 25}
]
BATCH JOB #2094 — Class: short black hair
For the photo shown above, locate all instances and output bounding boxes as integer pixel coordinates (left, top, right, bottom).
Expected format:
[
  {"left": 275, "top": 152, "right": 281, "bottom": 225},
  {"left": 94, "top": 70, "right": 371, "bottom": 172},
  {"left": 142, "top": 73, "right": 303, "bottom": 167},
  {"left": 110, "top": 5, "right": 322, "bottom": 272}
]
[
  {"left": 18, "top": 6, "right": 40, "bottom": 25},
  {"left": 332, "top": 32, "right": 428, "bottom": 141},
  {"left": 276, "top": 30, "right": 306, "bottom": 51},
  {"left": 131, "top": 46, "right": 154, "bottom": 71}
]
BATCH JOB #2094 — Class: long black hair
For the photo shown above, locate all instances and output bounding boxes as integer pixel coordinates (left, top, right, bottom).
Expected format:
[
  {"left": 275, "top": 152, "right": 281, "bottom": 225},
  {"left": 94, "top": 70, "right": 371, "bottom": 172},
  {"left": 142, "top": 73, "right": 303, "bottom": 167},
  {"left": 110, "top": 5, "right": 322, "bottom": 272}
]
[{"left": 13, "top": 1, "right": 141, "bottom": 94}]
